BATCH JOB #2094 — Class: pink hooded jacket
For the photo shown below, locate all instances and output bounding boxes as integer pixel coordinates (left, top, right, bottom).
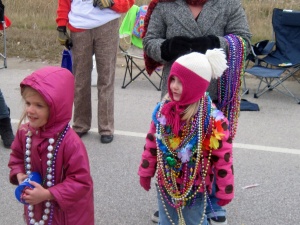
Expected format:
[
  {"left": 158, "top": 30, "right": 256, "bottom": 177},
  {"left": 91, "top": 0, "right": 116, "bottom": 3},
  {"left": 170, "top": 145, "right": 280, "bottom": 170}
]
[{"left": 8, "top": 67, "right": 94, "bottom": 225}]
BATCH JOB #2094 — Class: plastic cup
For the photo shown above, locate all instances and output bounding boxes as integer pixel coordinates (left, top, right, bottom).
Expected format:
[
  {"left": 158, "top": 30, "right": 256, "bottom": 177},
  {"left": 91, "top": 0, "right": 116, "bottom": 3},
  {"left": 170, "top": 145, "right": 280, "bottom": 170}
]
[{"left": 15, "top": 172, "right": 42, "bottom": 204}]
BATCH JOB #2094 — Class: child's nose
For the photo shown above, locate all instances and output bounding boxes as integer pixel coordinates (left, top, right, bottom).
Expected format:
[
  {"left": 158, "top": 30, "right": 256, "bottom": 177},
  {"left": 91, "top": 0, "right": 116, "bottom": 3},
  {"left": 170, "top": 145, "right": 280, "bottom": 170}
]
[
  {"left": 173, "top": 82, "right": 179, "bottom": 89},
  {"left": 26, "top": 105, "right": 35, "bottom": 113}
]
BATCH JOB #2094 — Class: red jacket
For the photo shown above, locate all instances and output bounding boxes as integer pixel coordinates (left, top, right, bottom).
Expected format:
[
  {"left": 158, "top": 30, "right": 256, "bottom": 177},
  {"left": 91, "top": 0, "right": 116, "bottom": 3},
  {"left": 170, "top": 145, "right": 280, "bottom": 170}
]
[
  {"left": 8, "top": 67, "right": 94, "bottom": 225},
  {"left": 56, "top": 0, "right": 134, "bottom": 32}
]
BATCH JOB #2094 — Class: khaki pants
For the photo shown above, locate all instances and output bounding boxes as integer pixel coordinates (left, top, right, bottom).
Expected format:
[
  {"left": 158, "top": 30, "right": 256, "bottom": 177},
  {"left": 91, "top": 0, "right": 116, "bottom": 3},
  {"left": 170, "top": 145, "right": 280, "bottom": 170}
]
[{"left": 71, "top": 18, "right": 119, "bottom": 135}]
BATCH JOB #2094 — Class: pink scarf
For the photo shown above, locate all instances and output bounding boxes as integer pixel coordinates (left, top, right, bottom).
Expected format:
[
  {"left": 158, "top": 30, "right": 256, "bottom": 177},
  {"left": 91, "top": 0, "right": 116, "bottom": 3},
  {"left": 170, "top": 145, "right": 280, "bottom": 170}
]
[{"left": 161, "top": 101, "right": 186, "bottom": 136}]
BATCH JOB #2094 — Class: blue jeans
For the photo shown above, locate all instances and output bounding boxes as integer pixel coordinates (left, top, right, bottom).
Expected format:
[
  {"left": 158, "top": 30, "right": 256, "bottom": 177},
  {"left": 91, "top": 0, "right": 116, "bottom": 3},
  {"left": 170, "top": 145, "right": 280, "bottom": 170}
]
[
  {"left": 206, "top": 177, "right": 227, "bottom": 220},
  {"left": 0, "top": 89, "right": 9, "bottom": 120},
  {"left": 157, "top": 186, "right": 209, "bottom": 225}
]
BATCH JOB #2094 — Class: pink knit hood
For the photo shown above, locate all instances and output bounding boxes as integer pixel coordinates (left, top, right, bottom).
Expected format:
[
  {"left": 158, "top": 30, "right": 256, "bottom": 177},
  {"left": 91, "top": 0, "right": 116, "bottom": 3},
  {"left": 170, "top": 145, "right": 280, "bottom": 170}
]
[{"left": 20, "top": 66, "right": 74, "bottom": 137}]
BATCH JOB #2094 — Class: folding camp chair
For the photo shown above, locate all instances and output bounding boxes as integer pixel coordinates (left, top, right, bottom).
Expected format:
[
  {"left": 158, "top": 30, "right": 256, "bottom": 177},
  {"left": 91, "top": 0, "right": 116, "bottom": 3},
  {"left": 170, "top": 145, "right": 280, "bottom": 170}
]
[
  {"left": 245, "top": 8, "right": 300, "bottom": 104},
  {"left": 119, "top": 5, "right": 162, "bottom": 91},
  {"left": 242, "top": 40, "right": 276, "bottom": 96}
]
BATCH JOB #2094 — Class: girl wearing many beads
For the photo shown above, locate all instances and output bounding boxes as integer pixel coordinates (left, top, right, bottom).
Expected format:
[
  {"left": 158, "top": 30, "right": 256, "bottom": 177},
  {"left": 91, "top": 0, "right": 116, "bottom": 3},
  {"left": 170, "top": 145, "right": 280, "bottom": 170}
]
[
  {"left": 8, "top": 67, "right": 94, "bottom": 225},
  {"left": 138, "top": 49, "right": 233, "bottom": 225}
]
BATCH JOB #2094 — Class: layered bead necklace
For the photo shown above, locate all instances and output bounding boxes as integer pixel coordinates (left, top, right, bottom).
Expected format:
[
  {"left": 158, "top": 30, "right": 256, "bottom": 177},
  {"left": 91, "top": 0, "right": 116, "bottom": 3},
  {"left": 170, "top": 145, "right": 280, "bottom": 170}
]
[
  {"left": 24, "top": 124, "right": 70, "bottom": 225},
  {"left": 218, "top": 34, "right": 246, "bottom": 139},
  {"left": 155, "top": 96, "right": 214, "bottom": 225}
]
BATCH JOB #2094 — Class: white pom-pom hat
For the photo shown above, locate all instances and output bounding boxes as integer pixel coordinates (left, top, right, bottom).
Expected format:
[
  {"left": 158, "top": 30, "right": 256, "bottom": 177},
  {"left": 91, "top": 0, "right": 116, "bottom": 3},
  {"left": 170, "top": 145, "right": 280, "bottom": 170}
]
[{"left": 167, "top": 49, "right": 228, "bottom": 105}]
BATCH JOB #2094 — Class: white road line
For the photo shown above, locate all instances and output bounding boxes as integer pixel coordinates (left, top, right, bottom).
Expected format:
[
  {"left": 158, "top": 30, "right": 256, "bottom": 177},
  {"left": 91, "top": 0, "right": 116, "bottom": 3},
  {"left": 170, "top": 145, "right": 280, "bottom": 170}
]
[
  {"left": 12, "top": 119, "right": 300, "bottom": 155},
  {"left": 91, "top": 128, "right": 300, "bottom": 155},
  {"left": 233, "top": 143, "right": 300, "bottom": 155}
]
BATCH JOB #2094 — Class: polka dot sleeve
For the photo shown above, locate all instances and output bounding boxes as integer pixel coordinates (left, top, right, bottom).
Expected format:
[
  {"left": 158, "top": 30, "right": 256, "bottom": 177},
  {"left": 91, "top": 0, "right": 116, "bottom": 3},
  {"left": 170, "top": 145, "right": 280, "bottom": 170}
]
[
  {"left": 212, "top": 118, "right": 234, "bottom": 201},
  {"left": 138, "top": 121, "right": 157, "bottom": 178}
]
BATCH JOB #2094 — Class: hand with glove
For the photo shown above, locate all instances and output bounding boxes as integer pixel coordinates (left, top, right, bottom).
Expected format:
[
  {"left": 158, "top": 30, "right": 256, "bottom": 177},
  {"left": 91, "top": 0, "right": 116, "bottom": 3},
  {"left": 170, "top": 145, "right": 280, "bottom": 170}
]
[
  {"left": 190, "top": 35, "right": 220, "bottom": 54},
  {"left": 217, "top": 199, "right": 232, "bottom": 206},
  {"left": 139, "top": 176, "right": 151, "bottom": 191},
  {"left": 57, "top": 26, "right": 73, "bottom": 50},
  {"left": 160, "top": 36, "right": 192, "bottom": 62},
  {"left": 93, "top": 0, "right": 114, "bottom": 9}
]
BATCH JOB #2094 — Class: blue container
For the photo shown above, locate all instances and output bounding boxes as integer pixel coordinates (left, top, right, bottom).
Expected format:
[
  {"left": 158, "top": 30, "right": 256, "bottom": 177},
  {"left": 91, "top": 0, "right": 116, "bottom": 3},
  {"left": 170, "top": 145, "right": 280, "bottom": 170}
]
[{"left": 15, "top": 172, "right": 42, "bottom": 204}]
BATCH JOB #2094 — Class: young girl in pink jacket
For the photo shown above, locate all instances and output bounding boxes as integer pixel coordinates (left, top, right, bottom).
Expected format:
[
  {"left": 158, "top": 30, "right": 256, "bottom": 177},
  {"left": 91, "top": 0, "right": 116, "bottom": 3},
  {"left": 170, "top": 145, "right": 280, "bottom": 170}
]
[
  {"left": 8, "top": 66, "right": 94, "bottom": 225},
  {"left": 138, "top": 50, "right": 233, "bottom": 225}
]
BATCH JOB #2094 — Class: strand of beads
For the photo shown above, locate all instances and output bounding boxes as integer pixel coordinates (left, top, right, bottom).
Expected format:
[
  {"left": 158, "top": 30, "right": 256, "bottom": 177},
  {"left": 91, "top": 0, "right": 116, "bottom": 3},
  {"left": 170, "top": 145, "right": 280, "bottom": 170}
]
[
  {"left": 156, "top": 185, "right": 176, "bottom": 225},
  {"left": 25, "top": 132, "right": 53, "bottom": 225},
  {"left": 158, "top": 99, "right": 204, "bottom": 202},
  {"left": 155, "top": 97, "right": 215, "bottom": 225},
  {"left": 25, "top": 131, "right": 33, "bottom": 174},
  {"left": 218, "top": 34, "right": 246, "bottom": 139},
  {"left": 25, "top": 125, "right": 70, "bottom": 225}
]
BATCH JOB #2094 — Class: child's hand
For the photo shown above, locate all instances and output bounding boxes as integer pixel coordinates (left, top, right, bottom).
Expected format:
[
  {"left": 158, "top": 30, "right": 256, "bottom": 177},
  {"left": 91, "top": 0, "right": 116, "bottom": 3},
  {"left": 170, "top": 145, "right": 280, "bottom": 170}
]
[
  {"left": 22, "top": 181, "right": 54, "bottom": 205},
  {"left": 140, "top": 176, "right": 151, "bottom": 191},
  {"left": 16, "top": 173, "right": 28, "bottom": 184}
]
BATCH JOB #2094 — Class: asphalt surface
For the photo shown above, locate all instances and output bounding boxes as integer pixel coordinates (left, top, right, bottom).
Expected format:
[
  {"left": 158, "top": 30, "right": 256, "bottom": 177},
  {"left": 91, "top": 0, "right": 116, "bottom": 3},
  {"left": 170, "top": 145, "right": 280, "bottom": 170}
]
[{"left": 0, "top": 57, "right": 299, "bottom": 225}]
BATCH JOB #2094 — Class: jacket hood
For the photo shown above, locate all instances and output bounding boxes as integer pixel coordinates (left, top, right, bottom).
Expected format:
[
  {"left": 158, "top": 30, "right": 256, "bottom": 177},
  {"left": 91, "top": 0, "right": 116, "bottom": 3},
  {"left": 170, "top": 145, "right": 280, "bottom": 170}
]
[{"left": 20, "top": 66, "right": 74, "bottom": 137}]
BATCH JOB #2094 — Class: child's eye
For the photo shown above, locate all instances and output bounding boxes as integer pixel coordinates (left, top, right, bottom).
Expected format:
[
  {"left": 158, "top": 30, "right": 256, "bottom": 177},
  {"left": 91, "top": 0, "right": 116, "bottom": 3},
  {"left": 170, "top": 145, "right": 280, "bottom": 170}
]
[{"left": 37, "top": 104, "right": 44, "bottom": 108}]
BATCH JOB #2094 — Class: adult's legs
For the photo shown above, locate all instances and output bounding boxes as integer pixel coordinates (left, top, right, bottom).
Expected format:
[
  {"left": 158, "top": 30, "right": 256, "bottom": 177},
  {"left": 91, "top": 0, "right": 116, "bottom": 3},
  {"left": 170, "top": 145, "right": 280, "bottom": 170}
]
[
  {"left": 0, "top": 89, "right": 9, "bottom": 118},
  {"left": 93, "top": 19, "right": 119, "bottom": 137},
  {"left": 0, "top": 89, "right": 14, "bottom": 148},
  {"left": 71, "top": 30, "right": 94, "bottom": 134}
]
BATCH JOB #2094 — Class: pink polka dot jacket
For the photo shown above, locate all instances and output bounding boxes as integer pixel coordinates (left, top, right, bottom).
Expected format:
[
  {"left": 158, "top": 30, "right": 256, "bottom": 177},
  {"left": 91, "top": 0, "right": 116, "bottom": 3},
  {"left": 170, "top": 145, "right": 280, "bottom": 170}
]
[{"left": 138, "top": 101, "right": 234, "bottom": 202}]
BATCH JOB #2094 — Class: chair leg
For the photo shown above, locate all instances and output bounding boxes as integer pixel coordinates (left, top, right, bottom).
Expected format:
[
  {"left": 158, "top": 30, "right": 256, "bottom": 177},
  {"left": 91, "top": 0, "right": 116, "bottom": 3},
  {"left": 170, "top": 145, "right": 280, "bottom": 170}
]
[
  {"left": 253, "top": 68, "right": 300, "bottom": 103},
  {"left": 154, "top": 69, "right": 162, "bottom": 91},
  {"left": 122, "top": 55, "right": 132, "bottom": 89},
  {"left": 141, "top": 68, "right": 161, "bottom": 91},
  {"left": 121, "top": 55, "right": 162, "bottom": 90},
  {"left": 241, "top": 74, "right": 249, "bottom": 96},
  {"left": 0, "top": 20, "right": 7, "bottom": 69}
]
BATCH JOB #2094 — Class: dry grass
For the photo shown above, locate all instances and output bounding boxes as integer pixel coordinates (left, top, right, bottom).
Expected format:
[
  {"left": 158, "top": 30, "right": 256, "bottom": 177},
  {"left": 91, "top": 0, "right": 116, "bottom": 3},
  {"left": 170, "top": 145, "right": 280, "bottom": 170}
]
[
  {"left": 1, "top": 0, "right": 300, "bottom": 63},
  {"left": 244, "top": 0, "right": 300, "bottom": 43}
]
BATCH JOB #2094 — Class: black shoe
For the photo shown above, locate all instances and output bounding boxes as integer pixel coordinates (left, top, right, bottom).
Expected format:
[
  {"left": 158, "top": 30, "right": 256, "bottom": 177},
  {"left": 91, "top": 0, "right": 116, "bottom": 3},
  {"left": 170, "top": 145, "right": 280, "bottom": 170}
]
[
  {"left": 0, "top": 117, "right": 14, "bottom": 148},
  {"left": 76, "top": 131, "right": 87, "bottom": 138},
  {"left": 151, "top": 211, "right": 159, "bottom": 223},
  {"left": 100, "top": 135, "right": 113, "bottom": 144},
  {"left": 209, "top": 216, "right": 227, "bottom": 225}
]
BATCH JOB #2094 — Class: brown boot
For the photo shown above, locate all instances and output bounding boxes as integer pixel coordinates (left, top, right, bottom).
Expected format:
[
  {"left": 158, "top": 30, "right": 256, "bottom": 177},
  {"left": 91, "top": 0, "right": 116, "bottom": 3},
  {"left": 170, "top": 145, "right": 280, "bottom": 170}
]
[{"left": 0, "top": 117, "right": 14, "bottom": 148}]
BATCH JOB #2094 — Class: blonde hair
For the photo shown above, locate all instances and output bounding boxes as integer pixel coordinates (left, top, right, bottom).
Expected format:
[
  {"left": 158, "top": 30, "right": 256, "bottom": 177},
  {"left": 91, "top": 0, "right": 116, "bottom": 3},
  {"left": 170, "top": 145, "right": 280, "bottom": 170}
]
[
  {"left": 162, "top": 93, "right": 200, "bottom": 123},
  {"left": 181, "top": 101, "right": 200, "bottom": 122},
  {"left": 18, "top": 86, "right": 42, "bottom": 128}
]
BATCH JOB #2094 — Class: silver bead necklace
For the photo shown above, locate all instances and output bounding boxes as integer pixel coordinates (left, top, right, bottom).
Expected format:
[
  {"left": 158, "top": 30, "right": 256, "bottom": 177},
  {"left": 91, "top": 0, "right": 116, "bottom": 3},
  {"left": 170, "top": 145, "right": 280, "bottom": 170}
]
[{"left": 24, "top": 125, "right": 69, "bottom": 225}]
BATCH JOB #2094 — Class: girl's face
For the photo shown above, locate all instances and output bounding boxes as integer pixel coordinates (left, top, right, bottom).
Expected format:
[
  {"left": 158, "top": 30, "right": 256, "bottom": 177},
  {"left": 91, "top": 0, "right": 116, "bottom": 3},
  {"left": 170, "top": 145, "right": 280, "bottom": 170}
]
[
  {"left": 170, "top": 76, "right": 182, "bottom": 101},
  {"left": 24, "top": 89, "right": 49, "bottom": 129}
]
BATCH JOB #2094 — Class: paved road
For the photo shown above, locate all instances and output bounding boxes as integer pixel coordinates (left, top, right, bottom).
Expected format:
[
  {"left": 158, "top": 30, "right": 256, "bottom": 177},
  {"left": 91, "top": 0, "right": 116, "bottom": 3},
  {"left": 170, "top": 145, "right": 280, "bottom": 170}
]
[{"left": 0, "top": 57, "right": 299, "bottom": 225}]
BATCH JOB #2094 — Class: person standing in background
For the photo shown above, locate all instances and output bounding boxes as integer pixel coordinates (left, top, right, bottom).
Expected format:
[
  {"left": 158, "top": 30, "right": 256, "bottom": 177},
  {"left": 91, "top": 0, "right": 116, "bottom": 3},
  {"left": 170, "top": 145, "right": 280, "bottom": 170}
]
[
  {"left": 0, "top": 89, "right": 14, "bottom": 148},
  {"left": 142, "top": 0, "right": 251, "bottom": 224},
  {"left": 143, "top": 0, "right": 251, "bottom": 101},
  {"left": 56, "top": 0, "right": 134, "bottom": 143}
]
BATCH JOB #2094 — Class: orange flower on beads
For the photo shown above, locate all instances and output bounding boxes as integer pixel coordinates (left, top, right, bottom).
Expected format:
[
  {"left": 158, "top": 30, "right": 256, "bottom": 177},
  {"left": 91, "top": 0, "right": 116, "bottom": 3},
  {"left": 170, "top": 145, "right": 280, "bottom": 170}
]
[
  {"left": 169, "top": 136, "right": 181, "bottom": 150},
  {"left": 202, "top": 120, "right": 225, "bottom": 151}
]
